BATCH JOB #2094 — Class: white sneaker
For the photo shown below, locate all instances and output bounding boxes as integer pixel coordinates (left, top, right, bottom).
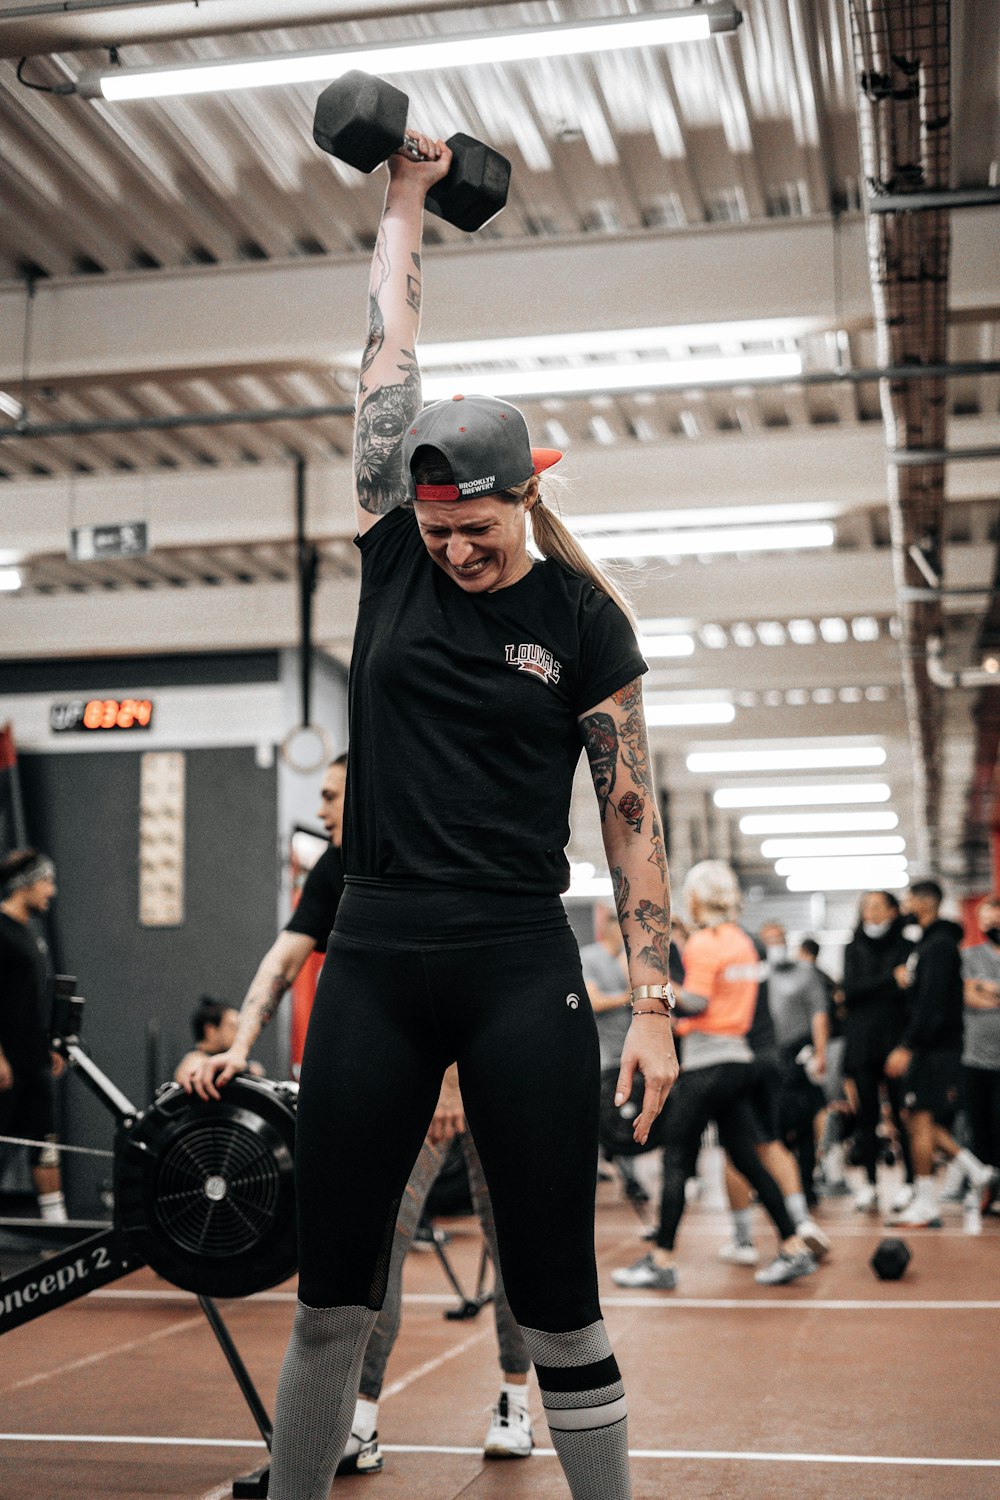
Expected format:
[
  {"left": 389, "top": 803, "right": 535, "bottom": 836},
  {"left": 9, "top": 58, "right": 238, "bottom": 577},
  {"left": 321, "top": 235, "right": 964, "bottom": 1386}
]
[
  {"left": 484, "top": 1393, "right": 533, "bottom": 1458},
  {"left": 891, "top": 1199, "right": 941, "bottom": 1229},
  {"left": 797, "top": 1219, "right": 831, "bottom": 1260},
  {"left": 336, "top": 1430, "right": 383, "bottom": 1476},
  {"left": 718, "top": 1240, "right": 760, "bottom": 1266},
  {"left": 854, "top": 1183, "right": 878, "bottom": 1212},
  {"left": 889, "top": 1183, "right": 915, "bottom": 1213},
  {"left": 939, "top": 1158, "right": 967, "bottom": 1203},
  {"left": 964, "top": 1156, "right": 996, "bottom": 1192}
]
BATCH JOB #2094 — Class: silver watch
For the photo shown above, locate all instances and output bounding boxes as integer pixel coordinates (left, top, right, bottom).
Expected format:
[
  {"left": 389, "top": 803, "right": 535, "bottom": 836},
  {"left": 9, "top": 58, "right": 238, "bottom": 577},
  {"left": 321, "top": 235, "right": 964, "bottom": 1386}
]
[{"left": 631, "top": 983, "right": 676, "bottom": 1012}]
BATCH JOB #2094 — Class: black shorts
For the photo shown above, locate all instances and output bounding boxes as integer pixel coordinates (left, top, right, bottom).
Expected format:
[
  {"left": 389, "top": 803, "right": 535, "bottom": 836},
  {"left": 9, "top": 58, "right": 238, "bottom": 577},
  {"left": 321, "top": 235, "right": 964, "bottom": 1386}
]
[
  {"left": 0, "top": 1069, "right": 56, "bottom": 1164},
  {"left": 903, "top": 1049, "right": 961, "bottom": 1125},
  {"left": 745, "top": 1050, "right": 783, "bottom": 1144}
]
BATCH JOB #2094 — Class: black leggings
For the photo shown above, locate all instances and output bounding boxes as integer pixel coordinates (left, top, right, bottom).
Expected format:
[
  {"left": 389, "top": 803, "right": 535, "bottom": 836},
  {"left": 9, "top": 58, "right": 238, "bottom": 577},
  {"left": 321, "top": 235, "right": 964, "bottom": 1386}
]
[
  {"left": 963, "top": 1065, "right": 1000, "bottom": 1170},
  {"left": 851, "top": 1064, "right": 914, "bottom": 1185},
  {"left": 295, "top": 910, "right": 603, "bottom": 1333},
  {"left": 657, "top": 1062, "right": 796, "bottom": 1250}
]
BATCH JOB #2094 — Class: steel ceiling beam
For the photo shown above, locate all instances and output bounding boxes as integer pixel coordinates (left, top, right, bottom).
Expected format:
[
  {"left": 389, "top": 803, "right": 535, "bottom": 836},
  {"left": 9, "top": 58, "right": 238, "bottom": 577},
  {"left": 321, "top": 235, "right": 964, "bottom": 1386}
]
[{"left": 3, "top": 361, "right": 999, "bottom": 441}]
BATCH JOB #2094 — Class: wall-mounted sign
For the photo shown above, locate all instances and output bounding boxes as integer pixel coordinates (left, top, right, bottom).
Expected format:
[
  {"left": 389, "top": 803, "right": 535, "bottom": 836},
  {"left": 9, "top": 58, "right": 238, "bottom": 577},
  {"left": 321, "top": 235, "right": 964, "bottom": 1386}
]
[
  {"left": 50, "top": 698, "right": 154, "bottom": 733},
  {"left": 140, "top": 751, "right": 185, "bottom": 927},
  {"left": 69, "top": 522, "right": 148, "bottom": 562}
]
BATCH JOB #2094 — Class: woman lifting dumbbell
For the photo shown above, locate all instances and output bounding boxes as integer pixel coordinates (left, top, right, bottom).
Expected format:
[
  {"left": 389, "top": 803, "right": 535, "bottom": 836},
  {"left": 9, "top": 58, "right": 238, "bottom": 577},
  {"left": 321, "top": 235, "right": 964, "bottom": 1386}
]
[{"left": 264, "top": 114, "right": 678, "bottom": 1500}]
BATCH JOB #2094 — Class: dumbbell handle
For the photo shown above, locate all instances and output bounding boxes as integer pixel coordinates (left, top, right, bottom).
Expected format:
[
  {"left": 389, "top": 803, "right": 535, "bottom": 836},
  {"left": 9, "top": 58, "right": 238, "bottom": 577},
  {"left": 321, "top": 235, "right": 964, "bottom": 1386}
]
[{"left": 396, "top": 134, "right": 439, "bottom": 164}]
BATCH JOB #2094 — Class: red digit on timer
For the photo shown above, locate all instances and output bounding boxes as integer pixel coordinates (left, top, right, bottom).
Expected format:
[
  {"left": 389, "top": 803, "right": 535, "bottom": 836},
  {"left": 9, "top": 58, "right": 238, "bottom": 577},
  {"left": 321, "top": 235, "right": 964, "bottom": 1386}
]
[
  {"left": 136, "top": 700, "right": 152, "bottom": 726},
  {"left": 83, "top": 700, "right": 103, "bottom": 729}
]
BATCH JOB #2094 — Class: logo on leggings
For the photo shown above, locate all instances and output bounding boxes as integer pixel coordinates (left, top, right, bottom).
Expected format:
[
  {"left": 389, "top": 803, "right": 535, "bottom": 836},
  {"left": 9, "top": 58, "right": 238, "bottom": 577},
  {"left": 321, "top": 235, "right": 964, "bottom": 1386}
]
[
  {"left": 505, "top": 643, "right": 562, "bottom": 686},
  {"left": 566, "top": 993, "right": 580, "bottom": 1009}
]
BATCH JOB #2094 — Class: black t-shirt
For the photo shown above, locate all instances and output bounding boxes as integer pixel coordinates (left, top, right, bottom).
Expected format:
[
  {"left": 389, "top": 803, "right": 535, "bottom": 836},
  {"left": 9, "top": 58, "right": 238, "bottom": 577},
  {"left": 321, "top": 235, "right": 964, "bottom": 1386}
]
[
  {"left": 344, "top": 507, "right": 647, "bottom": 893},
  {"left": 0, "top": 911, "right": 52, "bottom": 1073},
  {"left": 284, "top": 843, "right": 345, "bottom": 953},
  {"left": 744, "top": 929, "right": 777, "bottom": 1055}
]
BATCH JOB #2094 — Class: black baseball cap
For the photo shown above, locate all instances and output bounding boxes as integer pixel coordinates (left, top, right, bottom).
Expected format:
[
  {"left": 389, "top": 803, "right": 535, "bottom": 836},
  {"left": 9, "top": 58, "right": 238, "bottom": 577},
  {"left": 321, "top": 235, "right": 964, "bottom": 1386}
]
[{"left": 401, "top": 394, "right": 562, "bottom": 502}]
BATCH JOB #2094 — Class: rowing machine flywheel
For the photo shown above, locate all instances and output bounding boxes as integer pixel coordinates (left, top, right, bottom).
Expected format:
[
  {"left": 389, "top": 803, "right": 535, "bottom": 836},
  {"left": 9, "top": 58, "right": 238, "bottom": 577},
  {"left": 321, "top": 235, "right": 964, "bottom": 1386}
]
[{"left": 113, "top": 1076, "right": 298, "bottom": 1298}]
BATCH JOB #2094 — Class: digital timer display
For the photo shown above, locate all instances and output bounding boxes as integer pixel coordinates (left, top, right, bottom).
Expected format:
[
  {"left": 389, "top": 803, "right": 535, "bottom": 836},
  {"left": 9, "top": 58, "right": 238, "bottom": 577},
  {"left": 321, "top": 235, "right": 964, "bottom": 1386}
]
[{"left": 50, "top": 698, "right": 155, "bottom": 733}]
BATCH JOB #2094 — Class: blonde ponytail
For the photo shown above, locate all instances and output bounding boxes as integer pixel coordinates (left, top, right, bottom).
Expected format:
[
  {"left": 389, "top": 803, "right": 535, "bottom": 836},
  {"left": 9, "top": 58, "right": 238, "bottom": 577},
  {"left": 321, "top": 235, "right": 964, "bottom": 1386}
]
[{"left": 501, "top": 479, "right": 637, "bottom": 629}]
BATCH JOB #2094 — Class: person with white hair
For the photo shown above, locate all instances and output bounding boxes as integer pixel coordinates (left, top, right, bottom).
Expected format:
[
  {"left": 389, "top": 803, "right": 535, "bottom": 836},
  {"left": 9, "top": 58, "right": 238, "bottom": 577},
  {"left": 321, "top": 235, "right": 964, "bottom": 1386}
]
[{"left": 613, "top": 861, "right": 817, "bottom": 1290}]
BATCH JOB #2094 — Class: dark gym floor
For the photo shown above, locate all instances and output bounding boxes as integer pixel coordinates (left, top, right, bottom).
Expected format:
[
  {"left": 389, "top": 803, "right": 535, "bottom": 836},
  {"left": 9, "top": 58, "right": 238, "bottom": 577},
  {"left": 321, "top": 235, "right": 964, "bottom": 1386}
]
[{"left": 1, "top": 1175, "right": 998, "bottom": 1500}]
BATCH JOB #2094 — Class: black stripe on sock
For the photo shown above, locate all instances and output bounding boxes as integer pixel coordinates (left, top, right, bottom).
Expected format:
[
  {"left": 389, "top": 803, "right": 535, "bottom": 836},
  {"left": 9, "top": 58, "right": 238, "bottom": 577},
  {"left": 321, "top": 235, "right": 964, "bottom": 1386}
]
[{"left": 533, "top": 1354, "right": 621, "bottom": 1393}]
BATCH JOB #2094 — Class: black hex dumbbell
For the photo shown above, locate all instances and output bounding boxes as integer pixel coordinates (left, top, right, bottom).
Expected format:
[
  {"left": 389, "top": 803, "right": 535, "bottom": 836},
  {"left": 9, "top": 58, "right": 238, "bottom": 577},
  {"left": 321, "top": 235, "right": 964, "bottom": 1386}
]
[
  {"left": 870, "top": 1237, "right": 911, "bottom": 1281},
  {"left": 313, "top": 70, "right": 510, "bottom": 233}
]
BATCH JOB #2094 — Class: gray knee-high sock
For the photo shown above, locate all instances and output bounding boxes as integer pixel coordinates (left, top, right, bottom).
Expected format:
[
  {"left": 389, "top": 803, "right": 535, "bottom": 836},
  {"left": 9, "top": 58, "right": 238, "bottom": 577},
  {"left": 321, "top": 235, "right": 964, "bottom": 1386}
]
[
  {"left": 268, "top": 1301, "right": 379, "bottom": 1500},
  {"left": 520, "top": 1319, "right": 632, "bottom": 1500}
]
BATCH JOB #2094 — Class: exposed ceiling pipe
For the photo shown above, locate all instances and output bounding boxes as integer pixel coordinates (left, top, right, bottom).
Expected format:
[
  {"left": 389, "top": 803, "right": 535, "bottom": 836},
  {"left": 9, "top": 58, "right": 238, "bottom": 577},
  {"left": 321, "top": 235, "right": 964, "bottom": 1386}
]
[
  {"left": 848, "top": 0, "right": 952, "bottom": 873},
  {"left": 3, "top": 361, "right": 1000, "bottom": 442},
  {"left": 926, "top": 637, "right": 1000, "bottom": 691}
]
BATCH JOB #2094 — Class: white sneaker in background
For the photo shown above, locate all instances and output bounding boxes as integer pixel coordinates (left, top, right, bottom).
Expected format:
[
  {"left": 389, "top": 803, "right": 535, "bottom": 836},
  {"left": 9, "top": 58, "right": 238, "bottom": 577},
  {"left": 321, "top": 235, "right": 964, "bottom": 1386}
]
[
  {"left": 797, "top": 1219, "right": 831, "bottom": 1260},
  {"left": 483, "top": 1393, "right": 534, "bottom": 1458},
  {"left": 939, "top": 1157, "right": 967, "bottom": 1203},
  {"left": 853, "top": 1183, "right": 878, "bottom": 1212},
  {"left": 962, "top": 1191, "right": 983, "bottom": 1236},
  {"left": 718, "top": 1240, "right": 760, "bottom": 1266},
  {"left": 888, "top": 1183, "right": 915, "bottom": 1213}
]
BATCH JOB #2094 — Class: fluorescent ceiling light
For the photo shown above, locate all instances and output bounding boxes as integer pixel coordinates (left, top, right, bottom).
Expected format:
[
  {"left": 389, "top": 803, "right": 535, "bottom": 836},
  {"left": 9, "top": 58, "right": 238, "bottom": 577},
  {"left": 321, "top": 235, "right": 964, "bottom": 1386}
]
[
  {"left": 760, "top": 836, "right": 906, "bottom": 858},
  {"left": 580, "top": 523, "right": 833, "bottom": 562},
  {"left": 774, "top": 855, "right": 908, "bottom": 878},
  {"left": 741, "top": 812, "right": 900, "bottom": 834},
  {"left": 640, "top": 634, "right": 696, "bottom": 658},
  {"left": 715, "top": 783, "right": 891, "bottom": 808},
  {"left": 0, "top": 391, "right": 24, "bottom": 422},
  {"left": 647, "top": 702, "right": 736, "bottom": 726},
  {"left": 688, "top": 747, "right": 887, "bottom": 774},
  {"left": 0, "top": 567, "right": 23, "bottom": 592},
  {"left": 571, "top": 503, "right": 837, "bottom": 535},
  {"left": 80, "top": 6, "right": 742, "bottom": 101},
  {"left": 422, "top": 352, "right": 800, "bottom": 403},
  {"left": 786, "top": 870, "right": 910, "bottom": 893},
  {"left": 415, "top": 320, "right": 824, "bottom": 368}
]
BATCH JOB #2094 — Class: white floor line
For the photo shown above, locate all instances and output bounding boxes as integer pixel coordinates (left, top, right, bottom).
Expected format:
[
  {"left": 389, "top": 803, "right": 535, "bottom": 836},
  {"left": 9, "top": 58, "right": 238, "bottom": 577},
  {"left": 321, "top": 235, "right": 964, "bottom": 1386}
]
[
  {"left": 4, "top": 1313, "right": 205, "bottom": 1392},
  {"left": 1, "top": 1435, "right": 998, "bottom": 1467},
  {"left": 600, "top": 1296, "right": 1000, "bottom": 1311},
  {"left": 380, "top": 1326, "right": 492, "bottom": 1401},
  {"left": 87, "top": 1288, "right": 1000, "bottom": 1311}
]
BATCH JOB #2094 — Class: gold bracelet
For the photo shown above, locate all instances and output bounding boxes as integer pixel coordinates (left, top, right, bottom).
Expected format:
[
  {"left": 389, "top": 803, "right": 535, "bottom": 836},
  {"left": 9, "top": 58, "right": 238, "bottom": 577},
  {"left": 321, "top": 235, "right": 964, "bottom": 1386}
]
[{"left": 631, "top": 1007, "right": 673, "bottom": 1019}]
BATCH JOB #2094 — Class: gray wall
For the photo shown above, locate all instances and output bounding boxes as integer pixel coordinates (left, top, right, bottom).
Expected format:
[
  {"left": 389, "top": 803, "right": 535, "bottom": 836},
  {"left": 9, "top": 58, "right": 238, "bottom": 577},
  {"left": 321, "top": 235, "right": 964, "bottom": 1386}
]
[{"left": 19, "top": 746, "right": 279, "bottom": 1216}]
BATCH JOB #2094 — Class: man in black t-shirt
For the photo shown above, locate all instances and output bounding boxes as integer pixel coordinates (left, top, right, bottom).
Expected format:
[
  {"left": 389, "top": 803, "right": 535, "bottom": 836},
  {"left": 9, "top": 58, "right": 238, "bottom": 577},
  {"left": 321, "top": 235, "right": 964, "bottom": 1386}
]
[{"left": 0, "top": 848, "right": 67, "bottom": 1222}]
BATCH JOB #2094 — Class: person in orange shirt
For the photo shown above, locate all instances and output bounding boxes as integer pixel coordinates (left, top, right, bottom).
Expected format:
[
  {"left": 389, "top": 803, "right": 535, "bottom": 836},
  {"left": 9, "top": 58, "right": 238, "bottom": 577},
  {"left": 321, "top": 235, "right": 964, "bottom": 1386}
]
[{"left": 613, "top": 861, "right": 818, "bottom": 1290}]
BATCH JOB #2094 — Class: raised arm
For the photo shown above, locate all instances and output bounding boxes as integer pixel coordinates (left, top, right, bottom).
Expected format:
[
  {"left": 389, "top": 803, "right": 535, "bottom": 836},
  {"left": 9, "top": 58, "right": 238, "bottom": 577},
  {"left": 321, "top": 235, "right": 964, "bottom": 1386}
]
[
  {"left": 353, "top": 141, "right": 451, "bottom": 534},
  {"left": 580, "top": 677, "right": 679, "bottom": 1142}
]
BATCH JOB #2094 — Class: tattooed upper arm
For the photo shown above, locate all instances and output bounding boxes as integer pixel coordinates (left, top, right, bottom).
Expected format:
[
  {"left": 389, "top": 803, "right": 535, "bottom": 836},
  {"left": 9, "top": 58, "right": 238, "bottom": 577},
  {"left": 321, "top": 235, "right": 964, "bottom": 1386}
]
[
  {"left": 354, "top": 352, "right": 420, "bottom": 517},
  {"left": 354, "top": 236, "right": 424, "bottom": 527},
  {"left": 580, "top": 678, "right": 668, "bottom": 875}
]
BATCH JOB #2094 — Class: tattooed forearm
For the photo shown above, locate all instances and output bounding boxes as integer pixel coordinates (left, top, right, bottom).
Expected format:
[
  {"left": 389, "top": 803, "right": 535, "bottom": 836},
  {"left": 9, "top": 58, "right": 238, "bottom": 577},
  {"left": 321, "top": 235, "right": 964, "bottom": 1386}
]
[
  {"left": 360, "top": 229, "right": 391, "bottom": 379},
  {"left": 360, "top": 292, "right": 385, "bottom": 380},
  {"left": 406, "top": 252, "right": 422, "bottom": 314},
  {"left": 632, "top": 897, "right": 671, "bottom": 976},
  {"left": 612, "top": 866, "right": 633, "bottom": 965},
  {"left": 354, "top": 353, "right": 421, "bottom": 514},
  {"left": 233, "top": 971, "right": 290, "bottom": 1058},
  {"left": 581, "top": 711, "right": 618, "bottom": 820}
]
